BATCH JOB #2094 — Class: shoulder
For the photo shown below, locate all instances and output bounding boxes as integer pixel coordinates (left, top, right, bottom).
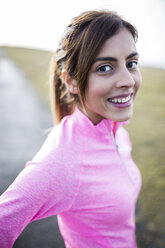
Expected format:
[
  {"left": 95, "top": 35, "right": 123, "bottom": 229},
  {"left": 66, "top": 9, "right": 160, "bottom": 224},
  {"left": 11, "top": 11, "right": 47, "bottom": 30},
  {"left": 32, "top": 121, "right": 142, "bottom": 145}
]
[{"left": 26, "top": 113, "right": 84, "bottom": 181}]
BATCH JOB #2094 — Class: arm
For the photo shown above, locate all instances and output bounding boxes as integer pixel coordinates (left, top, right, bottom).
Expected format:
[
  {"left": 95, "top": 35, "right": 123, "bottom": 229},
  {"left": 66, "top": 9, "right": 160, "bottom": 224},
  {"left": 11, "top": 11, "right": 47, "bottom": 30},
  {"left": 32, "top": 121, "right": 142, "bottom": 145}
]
[
  {"left": 0, "top": 122, "right": 82, "bottom": 248},
  {"left": 0, "top": 162, "right": 57, "bottom": 247},
  {"left": 0, "top": 156, "right": 79, "bottom": 248}
]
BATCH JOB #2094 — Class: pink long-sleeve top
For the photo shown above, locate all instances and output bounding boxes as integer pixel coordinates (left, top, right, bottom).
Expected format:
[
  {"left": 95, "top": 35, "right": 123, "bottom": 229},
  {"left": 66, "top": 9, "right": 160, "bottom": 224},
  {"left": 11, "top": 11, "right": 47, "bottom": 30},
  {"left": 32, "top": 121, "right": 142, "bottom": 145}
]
[{"left": 0, "top": 107, "right": 141, "bottom": 248}]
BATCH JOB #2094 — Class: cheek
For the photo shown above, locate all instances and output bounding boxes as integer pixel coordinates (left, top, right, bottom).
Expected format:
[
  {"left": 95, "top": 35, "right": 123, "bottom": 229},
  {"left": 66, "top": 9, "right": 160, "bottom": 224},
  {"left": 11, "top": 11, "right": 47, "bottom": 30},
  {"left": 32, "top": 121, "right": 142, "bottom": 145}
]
[
  {"left": 135, "top": 71, "right": 142, "bottom": 91},
  {"left": 87, "top": 77, "right": 111, "bottom": 97}
]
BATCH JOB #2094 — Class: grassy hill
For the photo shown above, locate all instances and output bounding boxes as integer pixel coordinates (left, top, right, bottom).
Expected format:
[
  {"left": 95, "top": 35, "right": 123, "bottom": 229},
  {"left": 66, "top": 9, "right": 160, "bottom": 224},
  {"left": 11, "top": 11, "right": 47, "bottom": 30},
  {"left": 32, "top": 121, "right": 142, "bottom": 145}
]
[{"left": 2, "top": 46, "right": 165, "bottom": 248}]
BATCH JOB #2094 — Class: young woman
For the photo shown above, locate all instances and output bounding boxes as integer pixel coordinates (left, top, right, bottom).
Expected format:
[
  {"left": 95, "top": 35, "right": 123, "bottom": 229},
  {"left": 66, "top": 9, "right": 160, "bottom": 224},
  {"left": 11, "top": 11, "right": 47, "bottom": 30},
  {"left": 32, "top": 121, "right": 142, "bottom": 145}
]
[{"left": 0, "top": 10, "right": 142, "bottom": 248}]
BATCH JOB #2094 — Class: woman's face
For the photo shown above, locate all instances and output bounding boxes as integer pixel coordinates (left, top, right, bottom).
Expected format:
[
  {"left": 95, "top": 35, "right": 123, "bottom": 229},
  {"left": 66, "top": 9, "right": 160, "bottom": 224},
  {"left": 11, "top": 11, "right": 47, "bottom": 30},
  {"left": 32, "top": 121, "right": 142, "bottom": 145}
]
[{"left": 80, "top": 27, "right": 142, "bottom": 124}]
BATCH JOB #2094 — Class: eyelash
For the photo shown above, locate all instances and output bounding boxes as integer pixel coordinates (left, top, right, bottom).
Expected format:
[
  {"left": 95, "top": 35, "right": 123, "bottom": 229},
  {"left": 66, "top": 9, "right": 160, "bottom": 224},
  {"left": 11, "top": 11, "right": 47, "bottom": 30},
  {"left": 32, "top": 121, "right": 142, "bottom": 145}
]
[
  {"left": 96, "top": 64, "right": 112, "bottom": 73},
  {"left": 127, "top": 61, "right": 138, "bottom": 69},
  {"left": 96, "top": 61, "right": 138, "bottom": 73}
]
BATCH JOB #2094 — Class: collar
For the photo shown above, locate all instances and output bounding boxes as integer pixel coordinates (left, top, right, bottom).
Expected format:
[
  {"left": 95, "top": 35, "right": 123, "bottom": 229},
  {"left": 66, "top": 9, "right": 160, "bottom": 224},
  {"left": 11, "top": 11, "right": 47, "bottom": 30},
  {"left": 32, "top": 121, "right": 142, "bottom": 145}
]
[{"left": 71, "top": 107, "right": 129, "bottom": 136}]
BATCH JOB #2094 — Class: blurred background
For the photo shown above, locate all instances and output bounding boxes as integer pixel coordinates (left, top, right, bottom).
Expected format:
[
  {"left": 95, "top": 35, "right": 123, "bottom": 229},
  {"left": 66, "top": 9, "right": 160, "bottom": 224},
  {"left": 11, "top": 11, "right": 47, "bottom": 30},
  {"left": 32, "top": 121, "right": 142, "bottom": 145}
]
[{"left": 0, "top": 0, "right": 165, "bottom": 247}]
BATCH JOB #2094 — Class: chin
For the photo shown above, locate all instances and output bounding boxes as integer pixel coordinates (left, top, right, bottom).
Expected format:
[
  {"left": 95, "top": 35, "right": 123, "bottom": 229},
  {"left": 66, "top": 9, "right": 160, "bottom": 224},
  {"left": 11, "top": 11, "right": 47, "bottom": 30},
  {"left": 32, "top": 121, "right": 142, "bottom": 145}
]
[
  {"left": 112, "top": 111, "right": 133, "bottom": 122},
  {"left": 117, "top": 116, "right": 131, "bottom": 122}
]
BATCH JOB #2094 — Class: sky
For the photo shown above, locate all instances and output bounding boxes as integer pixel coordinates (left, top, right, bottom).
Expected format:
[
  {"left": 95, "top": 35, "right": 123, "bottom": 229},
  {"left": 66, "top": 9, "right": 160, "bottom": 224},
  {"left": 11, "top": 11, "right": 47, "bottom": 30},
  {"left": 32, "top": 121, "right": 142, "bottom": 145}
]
[{"left": 0, "top": 0, "right": 165, "bottom": 68}]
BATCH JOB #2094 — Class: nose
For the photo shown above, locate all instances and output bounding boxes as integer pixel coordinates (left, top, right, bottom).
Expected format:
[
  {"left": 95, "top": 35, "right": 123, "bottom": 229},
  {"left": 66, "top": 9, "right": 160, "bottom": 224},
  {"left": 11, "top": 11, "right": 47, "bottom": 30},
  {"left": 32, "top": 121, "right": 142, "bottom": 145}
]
[{"left": 115, "top": 67, "right": 135, "bottom": 88}]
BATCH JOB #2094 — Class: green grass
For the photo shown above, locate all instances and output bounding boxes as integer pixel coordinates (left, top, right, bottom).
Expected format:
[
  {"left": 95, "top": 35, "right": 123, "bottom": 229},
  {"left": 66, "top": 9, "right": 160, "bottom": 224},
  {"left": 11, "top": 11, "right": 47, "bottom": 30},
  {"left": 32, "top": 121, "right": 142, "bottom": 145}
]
[
  {"left": 127, "top": 67, "right": 165, "bottom": 247},
  {"left": 2, "top": 46, "right": 165, "bottom": 248}
]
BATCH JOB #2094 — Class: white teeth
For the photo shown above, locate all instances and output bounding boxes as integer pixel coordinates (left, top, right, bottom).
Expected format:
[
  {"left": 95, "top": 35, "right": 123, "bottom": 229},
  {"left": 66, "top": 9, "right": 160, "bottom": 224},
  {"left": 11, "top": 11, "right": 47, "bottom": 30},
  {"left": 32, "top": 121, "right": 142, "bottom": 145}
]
[{"left": 109, "top": 95, "right": 131, "bottom": 104}]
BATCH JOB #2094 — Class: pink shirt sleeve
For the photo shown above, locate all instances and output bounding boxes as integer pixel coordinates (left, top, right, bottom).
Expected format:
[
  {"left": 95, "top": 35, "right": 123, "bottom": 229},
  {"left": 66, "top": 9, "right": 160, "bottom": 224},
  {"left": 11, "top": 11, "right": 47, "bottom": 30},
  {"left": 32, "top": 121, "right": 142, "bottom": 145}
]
[{"left": 0, "top": 126, "right": 81, "bottom": 248}]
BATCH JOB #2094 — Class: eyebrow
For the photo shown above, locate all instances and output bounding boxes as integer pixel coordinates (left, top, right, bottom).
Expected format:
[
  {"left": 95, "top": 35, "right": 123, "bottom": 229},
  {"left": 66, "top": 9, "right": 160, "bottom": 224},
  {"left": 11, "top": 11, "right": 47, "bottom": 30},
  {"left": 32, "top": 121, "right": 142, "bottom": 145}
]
[{"left": 94, "top": 52, "right": 139, "bottom": 63}]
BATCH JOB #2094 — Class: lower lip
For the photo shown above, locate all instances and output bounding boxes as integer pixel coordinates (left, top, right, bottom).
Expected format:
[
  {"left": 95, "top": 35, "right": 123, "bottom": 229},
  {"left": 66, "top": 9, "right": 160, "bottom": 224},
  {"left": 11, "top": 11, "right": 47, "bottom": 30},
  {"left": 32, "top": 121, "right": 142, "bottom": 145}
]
[{"left": 107, "top": 95, "right": 133, "bottom": 109}]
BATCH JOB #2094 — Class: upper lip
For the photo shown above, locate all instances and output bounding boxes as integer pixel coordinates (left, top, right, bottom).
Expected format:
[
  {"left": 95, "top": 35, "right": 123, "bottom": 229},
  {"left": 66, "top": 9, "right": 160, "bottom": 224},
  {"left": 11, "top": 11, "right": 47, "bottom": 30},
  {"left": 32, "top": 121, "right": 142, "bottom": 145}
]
[{"left": 107, "top": 93, "right": 133, "bottom": 99}]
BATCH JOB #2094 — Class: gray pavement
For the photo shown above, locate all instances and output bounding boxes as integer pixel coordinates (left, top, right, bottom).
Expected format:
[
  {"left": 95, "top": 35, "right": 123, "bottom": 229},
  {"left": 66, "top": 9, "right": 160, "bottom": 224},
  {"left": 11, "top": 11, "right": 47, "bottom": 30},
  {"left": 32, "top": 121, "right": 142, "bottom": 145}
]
[{"left": 0, "top": 48, "right": 65, "bottom": 248}]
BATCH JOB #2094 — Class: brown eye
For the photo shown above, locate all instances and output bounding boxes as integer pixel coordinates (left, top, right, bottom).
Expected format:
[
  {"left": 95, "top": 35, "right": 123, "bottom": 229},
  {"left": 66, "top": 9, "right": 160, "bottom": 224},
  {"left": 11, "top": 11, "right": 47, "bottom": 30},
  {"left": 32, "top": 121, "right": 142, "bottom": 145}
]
[
  {"left": 127, "top": 61, "right": 138, "bottom": 69},
  {"left": 97, "top": 65, "right": 112, "bottom": 72}
]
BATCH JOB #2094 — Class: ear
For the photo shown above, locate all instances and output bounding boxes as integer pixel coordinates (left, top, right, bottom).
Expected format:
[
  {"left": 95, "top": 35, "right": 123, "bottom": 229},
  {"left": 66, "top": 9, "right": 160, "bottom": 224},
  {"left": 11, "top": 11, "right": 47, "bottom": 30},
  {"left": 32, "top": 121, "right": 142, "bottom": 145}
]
[{"left": 61, "top": 70, "right": 78, "bottom": 94}]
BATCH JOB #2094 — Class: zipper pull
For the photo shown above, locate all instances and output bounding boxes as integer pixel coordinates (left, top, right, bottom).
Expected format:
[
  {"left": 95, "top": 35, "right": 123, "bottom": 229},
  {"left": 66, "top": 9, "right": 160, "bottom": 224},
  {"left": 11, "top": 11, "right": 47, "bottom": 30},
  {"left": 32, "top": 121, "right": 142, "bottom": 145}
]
[{"left": 111, "top": 130, "right": 117, "bottom": 147}]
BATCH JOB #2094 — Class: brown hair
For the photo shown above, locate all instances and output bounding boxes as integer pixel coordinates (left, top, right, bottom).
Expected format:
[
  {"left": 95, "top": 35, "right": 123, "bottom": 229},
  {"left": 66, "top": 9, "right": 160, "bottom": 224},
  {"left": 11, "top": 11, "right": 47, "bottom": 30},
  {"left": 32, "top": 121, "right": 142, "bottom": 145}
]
[{"left": 50, "top": 10, "right": 138, "bottom": 124}]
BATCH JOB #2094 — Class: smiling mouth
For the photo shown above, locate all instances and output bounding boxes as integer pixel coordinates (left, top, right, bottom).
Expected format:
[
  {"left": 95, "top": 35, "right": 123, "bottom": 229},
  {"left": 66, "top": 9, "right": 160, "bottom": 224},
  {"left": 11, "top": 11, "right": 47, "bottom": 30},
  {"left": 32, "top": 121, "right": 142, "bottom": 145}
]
[{"left": 107, "top": 94, "right": 133, "bottom": 104}]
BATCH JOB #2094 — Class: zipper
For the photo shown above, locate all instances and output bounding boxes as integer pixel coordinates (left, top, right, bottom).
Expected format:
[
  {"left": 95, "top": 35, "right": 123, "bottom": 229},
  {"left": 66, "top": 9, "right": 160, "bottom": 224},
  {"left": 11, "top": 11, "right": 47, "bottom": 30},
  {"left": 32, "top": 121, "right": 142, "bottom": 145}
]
[{"left": 111, "top": 130, "right": 135, "bottom": 185}]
